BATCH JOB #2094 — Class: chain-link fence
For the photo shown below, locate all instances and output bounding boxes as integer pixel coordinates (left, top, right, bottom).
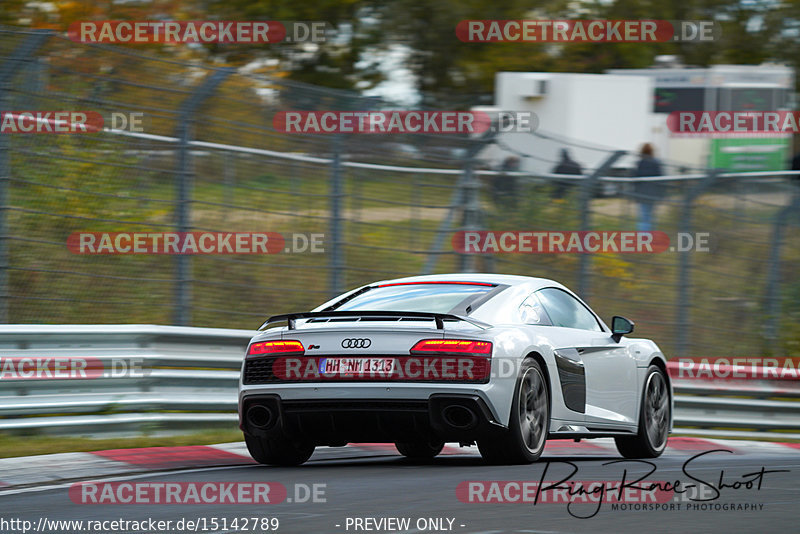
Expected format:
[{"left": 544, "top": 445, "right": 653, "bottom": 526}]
[{"left": 1, "top": 27, "right": 798, "bottom": 360}]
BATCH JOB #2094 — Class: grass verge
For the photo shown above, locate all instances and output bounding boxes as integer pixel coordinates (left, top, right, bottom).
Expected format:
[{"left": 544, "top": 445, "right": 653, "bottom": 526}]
[{"left": 0, "top": 428, "right": 244, "bottom": 459}]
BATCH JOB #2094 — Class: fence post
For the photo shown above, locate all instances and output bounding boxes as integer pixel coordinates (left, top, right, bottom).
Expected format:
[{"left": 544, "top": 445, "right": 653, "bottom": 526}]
[
  {"left": 763, "top": 182, "right": 800, "bottom": 349},
  {"left": 410, "top": 173, "right": 419, "bottom": 251},
  {"left": 328, "top": 135, "right": 344, "bottom": 297},
  {"left": 423, "top": 130, "right": 497, "bottom": 274},
  {"left": 0, "top": 30, "right": 52, "bottom": 324},
  {"left": 576, "top": 151, "right": 625, "bottom": 301},
  {"left": 422, "top": 175, "right": 464, "bottom": 274},
  {"left": 223, "top": 151, "right": 234, "bottom": 205},
  {"left": 481, "top": 178, "right": 496, "bottom": 273},
  {"left": 675, "top": 169, "right": 719, "bottom": 358},
  {"left": 172, "top": 68, "right": 231, "bottom": 326},
  {"left": 459, "top": 157, "right": 480, "bottom": 273}
]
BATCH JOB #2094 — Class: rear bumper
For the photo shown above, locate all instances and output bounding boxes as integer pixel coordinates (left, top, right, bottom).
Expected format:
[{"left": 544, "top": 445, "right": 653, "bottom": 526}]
[{"left": 240, "top": 393, "right": 506, "bottom": 444}]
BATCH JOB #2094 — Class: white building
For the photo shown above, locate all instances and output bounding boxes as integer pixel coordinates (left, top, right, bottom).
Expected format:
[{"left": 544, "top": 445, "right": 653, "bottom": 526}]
[
  {"left": 609, "top": 64, "right": 794, "bottom": 172},
  {"left": 478, "top": 72, "right": 652, "bottom": 175},
  {"left": 481, "top": 63, "right": 795, "bottom": 175}
]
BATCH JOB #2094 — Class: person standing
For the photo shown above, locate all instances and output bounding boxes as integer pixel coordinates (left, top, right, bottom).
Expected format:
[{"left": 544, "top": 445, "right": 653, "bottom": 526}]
[
  {"left": 490, "top": 156, "right": 520, "bottom": 208},
  {"left": 633, "top": 143, "right": 664, "bottom": 232},
  {"left": 552, "top": 149, "right": 583, "bottom": 199}
]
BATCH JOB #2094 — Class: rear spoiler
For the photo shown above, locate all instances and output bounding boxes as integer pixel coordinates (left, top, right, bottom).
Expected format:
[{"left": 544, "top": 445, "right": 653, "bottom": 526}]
[{"left": 259, "top": 311, "right": 493, "bottom": 331}]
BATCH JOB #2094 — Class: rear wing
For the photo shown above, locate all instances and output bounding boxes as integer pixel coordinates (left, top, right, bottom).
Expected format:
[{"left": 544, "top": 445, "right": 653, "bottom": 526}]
[{"left": 259, "top": 311, "right": 493, "bottom": 331}]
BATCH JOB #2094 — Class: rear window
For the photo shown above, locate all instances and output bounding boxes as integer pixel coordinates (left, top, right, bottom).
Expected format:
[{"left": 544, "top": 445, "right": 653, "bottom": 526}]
[{"left": 330, "top": 283, "right": 495, "bottom": 314}]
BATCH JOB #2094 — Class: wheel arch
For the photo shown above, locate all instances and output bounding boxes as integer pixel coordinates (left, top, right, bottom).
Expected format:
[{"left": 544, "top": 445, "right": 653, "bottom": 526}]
[
  {"left": 523, "top": 350, "right": 552, "bottom": 414},
  {"left": 647, "top": 355, "right": 674, "bottom": 431},
  {"left": 648, "top": 356, "right": 668, "bottom": 379}
]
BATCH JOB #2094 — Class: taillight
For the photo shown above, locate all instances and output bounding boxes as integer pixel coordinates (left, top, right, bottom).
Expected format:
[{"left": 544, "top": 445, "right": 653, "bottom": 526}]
[
  {"left": 410, "top": 339, "right": 492, "bottom": 355},
  {"left": 248, "top": 340, "right": 305, "bottom": 356}
]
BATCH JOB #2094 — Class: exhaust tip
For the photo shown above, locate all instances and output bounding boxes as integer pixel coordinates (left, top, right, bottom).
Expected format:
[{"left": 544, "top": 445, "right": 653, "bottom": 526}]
[
  {"left": 246, "top": 405, "right": 275, "bottom": 429},
  {"left": 442, "top": 405, "right": 478, "bottom": 430}
]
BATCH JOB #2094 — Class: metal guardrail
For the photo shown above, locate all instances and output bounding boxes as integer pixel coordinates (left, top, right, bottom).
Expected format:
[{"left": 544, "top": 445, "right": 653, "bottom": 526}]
[
  {"left": 0, "top": 325, "right": 250, "bottom": 435},
  {"left": 1, "top": 326, "right": 798, "bottom": 440}
]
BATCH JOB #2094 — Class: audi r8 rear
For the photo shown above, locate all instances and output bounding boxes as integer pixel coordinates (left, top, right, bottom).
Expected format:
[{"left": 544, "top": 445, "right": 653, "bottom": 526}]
[{"left": 238, "top": 273, "right": 672, "bottom": 465}]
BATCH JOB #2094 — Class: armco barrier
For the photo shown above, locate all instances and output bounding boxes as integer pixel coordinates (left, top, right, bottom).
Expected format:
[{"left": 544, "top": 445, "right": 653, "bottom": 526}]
[
  {"left": 0, "top": 326, "right": 798, "bottom": 439},
  {"left": 666, "top": 360, "right": 800, "bottom": 440},
  {"left": 0, "top": 325, "right": 250, "bottom": 435}
]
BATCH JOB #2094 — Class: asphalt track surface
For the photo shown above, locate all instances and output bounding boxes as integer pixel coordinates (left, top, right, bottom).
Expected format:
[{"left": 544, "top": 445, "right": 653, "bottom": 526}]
[{"left": 1, "top": 444, "right": 797, "bottom": 534}]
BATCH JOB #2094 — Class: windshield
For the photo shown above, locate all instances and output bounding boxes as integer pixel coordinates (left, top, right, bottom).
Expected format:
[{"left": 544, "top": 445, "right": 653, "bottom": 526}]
[{"left": 330, "top": 283, "right": 495, "bottom": 314}]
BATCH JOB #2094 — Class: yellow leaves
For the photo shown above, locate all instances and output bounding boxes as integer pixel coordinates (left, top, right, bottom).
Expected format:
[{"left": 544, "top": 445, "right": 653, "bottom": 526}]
[
  {"left": 51, "top": 1, "right": 101, "bottom": 29},
  {"left": 593, "top": 254, "right": 637, "bottom": 289}
]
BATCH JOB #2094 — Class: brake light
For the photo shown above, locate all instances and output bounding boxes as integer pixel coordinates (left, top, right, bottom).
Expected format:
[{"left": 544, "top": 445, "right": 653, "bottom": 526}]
[
  {"left": 410, "top": 339, "right": 492, "bottom": 355},
  {"left": 376, "top": 281, "right": 495, "bottom": 287},
  {"left": 248, "top": 340, "right": 305, "bottom": 356}
]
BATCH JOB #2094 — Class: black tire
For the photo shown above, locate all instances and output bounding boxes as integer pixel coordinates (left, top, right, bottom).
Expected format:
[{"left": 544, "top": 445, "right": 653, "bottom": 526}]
[
  {"left": 615, "top": 365, "right": 670, "bottom": 459},
  {"left": 478, "top": 358, "right": 549, "bottom": 464},
  {"left": 244, "top": 433, "right": 315, "bottom": 466},
  {"left": 395, "top": 439, "right": 444, "bottom": 459}
]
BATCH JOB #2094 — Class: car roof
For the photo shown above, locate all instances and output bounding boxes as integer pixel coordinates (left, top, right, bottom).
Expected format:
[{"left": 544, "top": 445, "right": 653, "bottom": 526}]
[
  {"left": 371, "top": 273, "right": 564, "bottom": 292},
  {"left": 311, "top": 273, "right": 574, "bottom": 314}
]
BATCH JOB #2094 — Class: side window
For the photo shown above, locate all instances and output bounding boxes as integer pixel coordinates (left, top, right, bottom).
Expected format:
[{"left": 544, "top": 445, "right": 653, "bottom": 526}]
[
  {"left": 535, "top": 288, "right": 602, "bottom": 331},
  {"left": 518, "top": 293, "right": 552, "bottom": 325}
]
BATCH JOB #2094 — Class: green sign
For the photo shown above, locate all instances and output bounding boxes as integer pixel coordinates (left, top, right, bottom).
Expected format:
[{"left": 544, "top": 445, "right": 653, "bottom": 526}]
[{"left": 709, "top": 137, "right": 791, "bottom": 172}]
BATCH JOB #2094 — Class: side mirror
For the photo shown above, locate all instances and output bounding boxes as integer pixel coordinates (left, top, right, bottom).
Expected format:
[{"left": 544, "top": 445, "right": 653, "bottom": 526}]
[{"left": 611, "top": 316, "right": 634, "bottom": 343}]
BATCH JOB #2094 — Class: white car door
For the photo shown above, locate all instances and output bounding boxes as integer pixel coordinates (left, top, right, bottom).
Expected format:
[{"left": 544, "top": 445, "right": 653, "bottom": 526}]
[{"left": 534, "top": 288, "right": 639, "bottom": 428}]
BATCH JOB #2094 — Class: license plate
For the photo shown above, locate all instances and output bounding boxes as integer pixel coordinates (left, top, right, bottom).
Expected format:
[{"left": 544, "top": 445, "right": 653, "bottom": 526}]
[{"left": 319, "top": 357, "right": 395, "bottom": 376}]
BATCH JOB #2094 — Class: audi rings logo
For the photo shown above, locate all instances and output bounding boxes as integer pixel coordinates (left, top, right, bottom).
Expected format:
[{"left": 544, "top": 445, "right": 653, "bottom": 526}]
[{"left": 341, "top": 338, "right": 372, "bottom": 349}]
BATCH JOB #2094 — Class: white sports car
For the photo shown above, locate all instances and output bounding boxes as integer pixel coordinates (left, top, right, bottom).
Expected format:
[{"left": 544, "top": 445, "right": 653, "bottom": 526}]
[{"left": 238, "top": 273, "right": 672, "bottom": 465}]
